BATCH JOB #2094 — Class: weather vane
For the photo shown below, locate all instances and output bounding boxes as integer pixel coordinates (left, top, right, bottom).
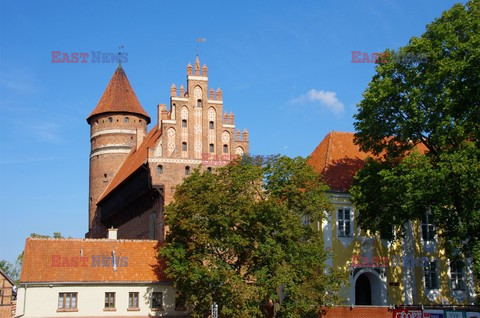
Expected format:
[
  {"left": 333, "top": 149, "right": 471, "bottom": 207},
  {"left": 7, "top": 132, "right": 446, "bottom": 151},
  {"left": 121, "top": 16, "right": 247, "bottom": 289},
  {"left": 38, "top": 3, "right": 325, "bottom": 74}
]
[
  {"left": 118, "top": 45, "right": 125, "bottom": 65},
  {"left": 196, "top": 38, "right": 206, "bottom": 57}
]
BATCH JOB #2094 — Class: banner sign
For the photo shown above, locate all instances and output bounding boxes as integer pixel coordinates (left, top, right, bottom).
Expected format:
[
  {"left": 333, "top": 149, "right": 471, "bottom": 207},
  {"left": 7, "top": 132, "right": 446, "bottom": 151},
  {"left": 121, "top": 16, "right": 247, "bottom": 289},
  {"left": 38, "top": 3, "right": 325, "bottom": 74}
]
[
  {"left": 423, "top": 310, "right": 444, "bottom": 318},
  {"left": 394, "top": 309, "right": 423, "bottom": 318},
  {"left": 445, "top": 311, "right": 466, "bottom": 318}
]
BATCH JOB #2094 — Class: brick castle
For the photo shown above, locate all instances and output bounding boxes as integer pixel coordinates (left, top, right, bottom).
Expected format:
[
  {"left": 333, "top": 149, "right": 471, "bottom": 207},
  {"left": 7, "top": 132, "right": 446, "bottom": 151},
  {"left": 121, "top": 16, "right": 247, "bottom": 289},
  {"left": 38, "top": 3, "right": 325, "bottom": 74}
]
[{"left": 86, "top": 56, "right": 249, "bottom": 239}]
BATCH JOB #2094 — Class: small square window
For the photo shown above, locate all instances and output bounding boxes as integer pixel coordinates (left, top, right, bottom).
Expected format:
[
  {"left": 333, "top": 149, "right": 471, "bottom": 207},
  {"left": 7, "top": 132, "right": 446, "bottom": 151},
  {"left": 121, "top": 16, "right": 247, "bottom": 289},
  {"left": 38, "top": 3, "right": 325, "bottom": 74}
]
[
  {"left": 58, "top": 292, "right": 77, "bottom": 309},
  {"left": 104, "top": 292, "right": 115, "bottom": 308},
  {"left": 129, "top": 292, "right": 139, "bottom": 309},
  {"left": 151, "top": 292, "right": 163, "bottom": 310}
]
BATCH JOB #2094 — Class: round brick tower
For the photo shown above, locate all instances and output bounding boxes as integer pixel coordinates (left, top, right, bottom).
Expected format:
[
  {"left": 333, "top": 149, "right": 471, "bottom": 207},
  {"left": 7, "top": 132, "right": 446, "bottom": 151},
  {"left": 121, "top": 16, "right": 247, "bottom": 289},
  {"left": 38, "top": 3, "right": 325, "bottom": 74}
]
[{"left": 86, "top": 64, "right": 150, "bottom": 238}]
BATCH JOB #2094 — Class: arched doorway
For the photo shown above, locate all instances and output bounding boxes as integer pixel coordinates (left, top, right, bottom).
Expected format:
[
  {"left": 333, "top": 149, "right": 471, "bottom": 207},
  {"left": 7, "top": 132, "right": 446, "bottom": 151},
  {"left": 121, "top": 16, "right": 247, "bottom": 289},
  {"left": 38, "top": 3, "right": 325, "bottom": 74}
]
[{"left": 355, "top": 273, "right": 372, "bottom": 305}]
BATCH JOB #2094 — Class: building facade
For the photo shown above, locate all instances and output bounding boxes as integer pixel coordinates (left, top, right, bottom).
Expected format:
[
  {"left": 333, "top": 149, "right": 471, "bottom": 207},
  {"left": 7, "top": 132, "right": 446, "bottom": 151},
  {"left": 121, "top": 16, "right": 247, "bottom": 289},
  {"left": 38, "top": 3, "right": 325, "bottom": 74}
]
[
  {"left": 86, "top": 57, "right": 249, "bottom": 240},
  {"left": 308, "top": 131, "right": 477, "bottom": 306},
  {"left": 15, "top": 235, "right": 188, "bottom": 317}
]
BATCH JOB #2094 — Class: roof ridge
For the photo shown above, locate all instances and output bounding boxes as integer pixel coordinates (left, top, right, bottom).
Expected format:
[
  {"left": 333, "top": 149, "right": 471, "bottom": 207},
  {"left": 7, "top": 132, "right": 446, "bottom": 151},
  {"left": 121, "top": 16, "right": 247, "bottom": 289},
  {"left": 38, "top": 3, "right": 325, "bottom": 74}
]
[
  {"left": 325, "top": 130, "right": 334, "bottom": 168},
  {"left": 27, "top": 237, "right": 160, "bottom": 243}
]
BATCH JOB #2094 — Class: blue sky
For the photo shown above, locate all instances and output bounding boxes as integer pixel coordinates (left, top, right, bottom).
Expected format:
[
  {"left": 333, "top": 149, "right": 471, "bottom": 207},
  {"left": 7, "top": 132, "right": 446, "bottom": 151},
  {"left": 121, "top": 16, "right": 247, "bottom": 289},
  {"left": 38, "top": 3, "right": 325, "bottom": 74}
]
[{"left": 0, "top": 0, "right": 466, "bottom": 265}]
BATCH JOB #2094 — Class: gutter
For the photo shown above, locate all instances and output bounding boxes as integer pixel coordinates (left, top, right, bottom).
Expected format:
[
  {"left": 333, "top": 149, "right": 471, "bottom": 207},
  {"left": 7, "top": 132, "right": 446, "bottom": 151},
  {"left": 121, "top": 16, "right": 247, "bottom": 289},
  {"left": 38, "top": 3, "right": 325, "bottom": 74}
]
[{"left": 14, "top": 282, "right": 26, "bottom": 318}]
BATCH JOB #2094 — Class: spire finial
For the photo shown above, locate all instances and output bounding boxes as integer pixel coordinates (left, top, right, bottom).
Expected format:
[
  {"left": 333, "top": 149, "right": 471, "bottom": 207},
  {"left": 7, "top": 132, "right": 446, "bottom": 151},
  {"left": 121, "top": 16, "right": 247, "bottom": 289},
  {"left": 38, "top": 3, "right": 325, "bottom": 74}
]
[
  {"left": 117, "top": 45, "right": 125, "bottom": 68},
  {"left": 196, "top": 38, "right": 206, "bottom": 57}
]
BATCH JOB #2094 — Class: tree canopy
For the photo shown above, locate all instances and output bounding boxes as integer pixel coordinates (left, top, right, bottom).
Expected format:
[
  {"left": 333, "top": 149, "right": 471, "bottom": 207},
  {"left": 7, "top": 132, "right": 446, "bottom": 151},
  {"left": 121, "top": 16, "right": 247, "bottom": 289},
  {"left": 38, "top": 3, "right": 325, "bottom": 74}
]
[
  {"left": 351, "top": 0, "right": 480, "bottom": 280},
  {"left": 161, "top": 156, "right": 346, "bottom": 318}
]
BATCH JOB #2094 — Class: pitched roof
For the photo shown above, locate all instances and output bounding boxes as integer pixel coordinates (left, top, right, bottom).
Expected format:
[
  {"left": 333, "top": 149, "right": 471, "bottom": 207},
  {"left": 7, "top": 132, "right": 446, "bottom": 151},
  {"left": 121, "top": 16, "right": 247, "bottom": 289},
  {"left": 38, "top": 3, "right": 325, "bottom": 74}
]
[
  {"left": 20, "top": 238, "right": 167, "bottom": 283},
  {"left": 308, "top": 131, "right": 427, "bottom": 192},
  {"left": 0, "top": 268, "right": 15, "bottom": 286},
  {"left": 87, "top": 65, "right": 151, "bottom": 123},
  {"left": 98, "top": 125, "right": 162, "bottom": 203}
]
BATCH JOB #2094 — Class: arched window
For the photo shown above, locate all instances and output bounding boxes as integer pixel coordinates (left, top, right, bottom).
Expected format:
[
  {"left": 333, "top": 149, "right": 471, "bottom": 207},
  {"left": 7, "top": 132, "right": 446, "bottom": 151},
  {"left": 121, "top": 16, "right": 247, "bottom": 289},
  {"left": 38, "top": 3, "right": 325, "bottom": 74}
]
[
  {"left": 209, "top": 121, "right": 214, "bottom": 129},
  {"left": 108, "top": 117, "right": 113, "bottom": 123},
  {"left": 197, "top": 99, "right": 202, "bottom": 108},
  {"left": 182, "top": 142, "right": 187, "bottom": 151},
  {"left": 157, "top": 165, "right": 163, "bottom": 175},
  {"left": 125, "top": 117, "right": 129, "bottom": 123},
  {"left": 223, "top": 144, "right": 228, "bottom": 153},
  {"left": 207, "top": 167, "right": 212, "bottom": 173},
  {"left": 182, "top": 119, "right": 187, "bottom": 128},
  {"left": 185, "top": 166, "right": 190, "bottom": 176},
  {"left": 209, "top": 144, "right": 214, "bottom": 153}
]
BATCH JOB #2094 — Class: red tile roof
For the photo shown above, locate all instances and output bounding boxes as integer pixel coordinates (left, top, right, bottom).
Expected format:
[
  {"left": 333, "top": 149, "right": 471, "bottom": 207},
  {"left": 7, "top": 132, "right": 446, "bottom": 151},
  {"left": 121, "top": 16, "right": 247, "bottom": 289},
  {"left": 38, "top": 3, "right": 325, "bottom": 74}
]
[
  {"left": 308, "top": 131, "right": 427, "bottom": 192},
  {"left": 87, "top": 65, "right": 151, "bottom": 124},
  {"left": 20, "top": 238, "right": 167, "bottom": 283},
  {"left": 98, "top": 125, "right": 162, "bottom": 202}
]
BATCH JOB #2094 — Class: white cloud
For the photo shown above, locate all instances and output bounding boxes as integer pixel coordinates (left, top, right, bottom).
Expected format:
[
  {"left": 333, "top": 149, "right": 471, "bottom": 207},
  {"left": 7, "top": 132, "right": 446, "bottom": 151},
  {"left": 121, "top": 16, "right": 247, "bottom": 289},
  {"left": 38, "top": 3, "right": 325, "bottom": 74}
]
[{"left": 291, "top": 89, "right": 344, "bottom": 115}]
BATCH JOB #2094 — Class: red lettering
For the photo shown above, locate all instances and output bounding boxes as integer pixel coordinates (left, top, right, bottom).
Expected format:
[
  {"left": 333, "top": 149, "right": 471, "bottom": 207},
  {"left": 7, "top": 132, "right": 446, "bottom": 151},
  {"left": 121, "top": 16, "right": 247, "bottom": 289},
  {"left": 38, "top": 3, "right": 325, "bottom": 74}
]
[
  {"left": 51, "top": 51, "right": 61, "bottom": 63},
  {"left": 51, "top": 255, "right": 61, "bottom": 267},
  {"left": 70, "top": 256, "right": 79, "bottom": 267},
  {"left": 61, "top": 53, "right": 70, "bottom": 63},
  {"left": 71, "top": 52, "right": 79, "bottom": 63},
  {"left": 371, "top": 52, "right": 379, "bottom": 63},
  {"left": 61, "top": 257, "right": 70, "bottom": 267},
  {"left": 79, "top": 52, "right": 89, "bottom": 63},
  {"left": 361, "top": 52, "right": 371, "bottom": 63},
  {"left": 80, "top": 257, "right": 89, "bottom": 267},
  {"left": 351, "top": 51, "right": 362, "bottom": 63}
]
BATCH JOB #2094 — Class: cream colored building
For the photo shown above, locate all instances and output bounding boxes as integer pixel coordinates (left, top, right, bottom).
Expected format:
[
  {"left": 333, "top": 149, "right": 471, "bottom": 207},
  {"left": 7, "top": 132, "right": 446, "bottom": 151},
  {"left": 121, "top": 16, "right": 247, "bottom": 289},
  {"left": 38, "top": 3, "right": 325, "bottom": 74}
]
[{"left": 16, "top": 232, "right": 188, "bottom": 317}]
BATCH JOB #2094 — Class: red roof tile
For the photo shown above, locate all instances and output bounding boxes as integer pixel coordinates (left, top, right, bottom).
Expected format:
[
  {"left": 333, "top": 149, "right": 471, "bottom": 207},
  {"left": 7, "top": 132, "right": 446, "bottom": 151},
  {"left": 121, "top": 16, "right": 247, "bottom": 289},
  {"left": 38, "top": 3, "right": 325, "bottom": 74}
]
[
  {"left": 308, "top": 131, "right": 428, "bottom": 192},
  {"left": 98, "top": 125, "right": 162, "bottom": 202},
  {"left": 20, "top": 238, "right": 167, "bottom": 283},
  {"left": 87, "top": 65, "right": 150, "bottom": 123}
]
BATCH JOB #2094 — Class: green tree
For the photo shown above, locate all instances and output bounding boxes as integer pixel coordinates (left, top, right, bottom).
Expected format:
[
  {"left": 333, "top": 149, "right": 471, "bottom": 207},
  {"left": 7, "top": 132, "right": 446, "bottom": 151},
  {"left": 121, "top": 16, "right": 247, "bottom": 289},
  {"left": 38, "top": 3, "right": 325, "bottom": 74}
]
[
  {"left": 161, "top": 156, "right": 346, "bottom": 318},
  {"left": 351, "top": 0, "right": 480, "bottom": 281}
]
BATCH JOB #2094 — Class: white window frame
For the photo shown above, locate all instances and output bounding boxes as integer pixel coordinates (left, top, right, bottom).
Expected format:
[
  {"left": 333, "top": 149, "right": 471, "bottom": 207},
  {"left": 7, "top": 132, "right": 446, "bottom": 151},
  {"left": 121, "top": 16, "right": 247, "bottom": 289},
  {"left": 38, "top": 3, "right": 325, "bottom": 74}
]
[
  {"left": 422, "top": 210, "right": 436, "bottom": 241},
  {"left": 337, "top": 207, "right": 353, "bottom": 237},
  {"left": 450, "top": 261, "right": 466, "bottom": 291},
  {"left": 424, "top": 260, "right": 439, "bottom": 290}
]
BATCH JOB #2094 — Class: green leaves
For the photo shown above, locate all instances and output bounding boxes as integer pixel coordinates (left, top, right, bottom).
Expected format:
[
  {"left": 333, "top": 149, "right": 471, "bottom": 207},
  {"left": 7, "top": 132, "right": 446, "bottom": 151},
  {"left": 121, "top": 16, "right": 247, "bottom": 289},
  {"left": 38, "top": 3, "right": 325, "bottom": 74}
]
[
  {"left": 161, "top": 156, "right": 345, "bottom": 317},
  {"left": 352, "top": 0, "right": 480, "bottom": 284}
]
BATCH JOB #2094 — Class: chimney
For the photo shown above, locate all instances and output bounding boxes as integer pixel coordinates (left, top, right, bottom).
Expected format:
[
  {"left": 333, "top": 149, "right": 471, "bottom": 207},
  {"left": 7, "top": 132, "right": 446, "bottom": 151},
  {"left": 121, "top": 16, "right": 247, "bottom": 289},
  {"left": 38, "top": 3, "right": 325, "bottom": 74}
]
[
  {"left": 157, "top": 104, "right": 166, "bottom": 126},
  {"left": 136, "top": 128, "right": 145, "bottom": 150},
  {"left": 108, "top": 228, "right": 118, "bottom": 240}
]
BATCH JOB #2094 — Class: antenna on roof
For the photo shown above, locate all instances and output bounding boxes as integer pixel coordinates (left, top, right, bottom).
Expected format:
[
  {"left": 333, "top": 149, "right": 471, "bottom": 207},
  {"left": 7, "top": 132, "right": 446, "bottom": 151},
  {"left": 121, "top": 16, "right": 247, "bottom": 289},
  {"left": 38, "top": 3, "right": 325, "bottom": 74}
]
[
  {"left": 118, "top": 45, "right": 125, "bottom": 68},
  {"left": 196, "top": 38, "right": 206, "bottom": 57}
]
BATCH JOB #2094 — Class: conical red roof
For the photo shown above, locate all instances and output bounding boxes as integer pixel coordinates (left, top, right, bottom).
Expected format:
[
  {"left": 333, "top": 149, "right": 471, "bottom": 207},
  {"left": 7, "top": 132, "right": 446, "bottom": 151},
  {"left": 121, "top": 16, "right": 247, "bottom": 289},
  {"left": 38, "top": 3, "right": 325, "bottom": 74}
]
[{"left": 87, "top": 65, "right": 150, "bottom": 123}]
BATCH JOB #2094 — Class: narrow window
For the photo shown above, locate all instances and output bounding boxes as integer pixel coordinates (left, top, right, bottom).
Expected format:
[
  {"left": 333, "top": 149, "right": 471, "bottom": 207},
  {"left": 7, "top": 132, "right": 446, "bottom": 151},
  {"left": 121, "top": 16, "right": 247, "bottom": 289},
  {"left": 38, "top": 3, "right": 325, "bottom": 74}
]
[
  {"left": 209, "top": 121, "right": 214, "bottom": 129},
  {"left": 157, "top": 165, "right": 163, "bottom": 175},
  {"left": 209, "top": 144, "right": 214, "bottom": 153},
  {"left": 422, "top": 210, "right": 436, "bottom": 241},
  {"left": 450, "top": 261, "right": 465, "bottom": 291},
  {"left": 301, "top": 215, "right": 311, "bottom": 227},
  {"left": 104, "top": 292, "right": 115, "bottom": 309},
  {"left": 197, "top": 99, "right": 202, "bottom": 108},
  {"left": 337, "top": 208, "right": 352, "bottom": 237},
  {"left": 424, "top": 260, "right": 439, "bottom": 289},
  {"left": 108, "top": 117, "right": 113, "bottom": 123},
  {"left": 223, "top": 144, "right": 228, "bottom": 154},
  {"left": 125, "top": 117, "right": 129, "bottom": 123},
  {"left": 182, "top": 119, "right": 187, "bottom": 128},
  {"left": 128, "top": 292, "right": 139, "bottom": 309},
  {"left": 207, "top": 167, "right": 212, "bottom": 173},
  {"left": 151, "top": 292, "right": 163, "bottom": 310},
  {"left": 58, "top": 292, "right": 77, "bottom": 309},
  {"left": 182, "top": 142, "right": 187, "bottom": 151},
  {"left": 185, "top": 166, "right": 190, "bottom": 176}
]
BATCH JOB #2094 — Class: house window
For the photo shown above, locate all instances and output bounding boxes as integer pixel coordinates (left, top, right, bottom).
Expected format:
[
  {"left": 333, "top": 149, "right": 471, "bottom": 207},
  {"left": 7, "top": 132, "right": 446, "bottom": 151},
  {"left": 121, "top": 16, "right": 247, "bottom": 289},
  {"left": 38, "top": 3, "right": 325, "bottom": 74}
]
[
  {"left": 182, "top": 119, "right": 187, "bottom": 128},
  {"left": 104, "top": 292, "right": 115, "bottom": 309},
  {"left": 422, "top": 211, "right": 436, "bottom": 241},
  {"left": 337, "top": 208, "right": 352, "bottom": 237},
  {"left": 157, "top": 165, "right": 163, "bottom": 175},
  {"left": 209, "top": 144, "right": 214, "bottom": 153},
  {"left": 58, "top": 292, "right": 77, "bottom": 309},
  {"left": 128, "top": 292, "right": 139, "bottom": 309},
  {"left": 182, "top": 142, "right": 187, "bottom": 151},
  {"left": 151, "top": 292, "right": 163, "bottom": 310},
  {"left": 223, "top": 144, "right": 228, "bottom": 154},
  {"left": 185, "top": 166, "right": 190, "bottom": 176},
  {"left": 301, "top": 215, "right": 311, "bottom": 227},
  {"left": 175, "top": 294, "right": 187, "bottom": 311},
  {"left": 125, "top": 117, "right": 129, "bottom": 123},
  {"left": 209, "top": 121, "right": 214, "bottom": 129},
  {"left": 424, "top": 260, "right": 439, "bottom": 289},
  {"left": 108, "top": 117, "right": 113, "bottom": 123},
  {"left": 450, "top": 261, "right": 465, "bottom": 291}
]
